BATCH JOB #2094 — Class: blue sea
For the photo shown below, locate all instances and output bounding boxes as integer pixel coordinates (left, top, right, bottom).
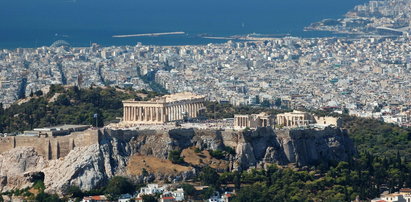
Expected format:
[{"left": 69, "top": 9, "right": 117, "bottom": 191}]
[{"left": 0, "top": 0, "right": 368, "bottom": 49}]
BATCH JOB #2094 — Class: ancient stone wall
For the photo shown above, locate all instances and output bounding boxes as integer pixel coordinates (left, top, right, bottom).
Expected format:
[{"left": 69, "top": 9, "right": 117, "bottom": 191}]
[{"left": 0, "top": 130, "right": 100, "bottom": 160}]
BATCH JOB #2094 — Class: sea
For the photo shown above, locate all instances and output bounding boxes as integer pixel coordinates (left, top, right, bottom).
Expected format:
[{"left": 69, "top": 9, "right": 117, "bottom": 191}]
[{"left": 0, "top": 0, "right": 368, "bottom": 49}]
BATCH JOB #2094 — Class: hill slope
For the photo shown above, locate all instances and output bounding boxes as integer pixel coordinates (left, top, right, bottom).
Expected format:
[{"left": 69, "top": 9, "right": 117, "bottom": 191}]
[{"left": 0, "top": 85, "right": 160, "bottom": 133}]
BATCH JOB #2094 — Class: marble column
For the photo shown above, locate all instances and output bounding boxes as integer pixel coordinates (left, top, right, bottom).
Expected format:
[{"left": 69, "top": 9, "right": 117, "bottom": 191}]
[
  {"left": 193, "top": 104, "right": 197, "bottom": 117},
  {"left": 171, "top": 106, "right": 175, "bottom": 121},
  {"left": 177, "top": 105, "right": 179, "bottom": 120},
  {"left": 150, "top": 107, "right": 153, "bottom": 122},
  {"left": 137, "top": 107, "right": 140, "bottom": 122},
  {"left": 171, "top": 106, "right": 174, "bottom": 121},
  {"left": 130, "top": 107, "right": 133, "bottom": 121},
  {"left": 123, "top": 107, "right": 127, "bottom": 121},
  {"left": 176, "top": 105, "right": 180, "bottom": 120},
  {"left": 187, "top": 104, "right": 191, "bottom": 117},
  {"left": 125, "top": 107, "right": 128, "bottom": 121},
  {"left": 178, "top": 105, "right": 182, "bottom": 119},
  {"left": 158, "top": 107, "right": 162, "bottom": 122},
  {"left": 133, "top": 107, "right": 137, "bottom": 121},
  {"left": 149, "top": 107, "right": 153, "bottom": 122},
  {"left": 134, "top": 107, "right": 138, "bottom": 121},
  {"left": 166, "top": 107, "right": 170, "bottom": 121},
  {"left": 191, "top": 103, "right": 194, "bottom": 117},
  {"left": 143, "top": 107, "right": 147, "bottom": 122},
  {"left": 130, "top": 107, "right": 133, "bottom": 122},
  {"left": 152, "top": 107, "right": 156, "bottom": 122},
  {"left": 156, "top": 107, "right": 159, "bottom": 122},
  {"left": 135, "top": 107, "right": 139, "bottom": 121},
  {"left": 127, "top": 107, "right": 131, "bottom": 121},
  {"left": 160, "top": 107, "right": 164, "bottom": 122},
  {"left": 138, "top": 107, "right": 142, "bottom": 121}
]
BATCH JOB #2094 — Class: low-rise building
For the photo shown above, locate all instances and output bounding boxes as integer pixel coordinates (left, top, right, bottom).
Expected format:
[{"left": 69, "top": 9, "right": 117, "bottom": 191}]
[
  {"left": 371, "top": 188, "right": 411, "bottom": 202},
  {"left": 23, "top": 124, "right": 90, "bottom": 137}
]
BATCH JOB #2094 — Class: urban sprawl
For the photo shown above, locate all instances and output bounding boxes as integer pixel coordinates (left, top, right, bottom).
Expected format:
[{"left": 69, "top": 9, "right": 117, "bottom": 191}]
[{"left": 2, "top": 0, "right": 411, "bottom": 127}]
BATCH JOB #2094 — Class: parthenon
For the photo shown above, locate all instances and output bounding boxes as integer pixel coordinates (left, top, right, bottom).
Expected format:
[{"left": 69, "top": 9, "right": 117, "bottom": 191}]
[{"left": 122, "top": 92, "right": 205, "bottom": 124}]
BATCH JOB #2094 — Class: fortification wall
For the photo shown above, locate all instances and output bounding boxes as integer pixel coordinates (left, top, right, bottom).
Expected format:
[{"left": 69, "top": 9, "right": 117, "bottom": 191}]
[{"left": 0, "top": 130, "right": 100, "bottom": 160}]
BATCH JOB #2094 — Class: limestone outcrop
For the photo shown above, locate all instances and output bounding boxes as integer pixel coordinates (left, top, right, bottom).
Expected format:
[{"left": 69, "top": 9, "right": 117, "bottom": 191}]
[
  {"left": 0, "top": 147, "right": 46, "bottom": 192},
  {"left": 0, "top": 127, "right": 355, "bottom": 194}
]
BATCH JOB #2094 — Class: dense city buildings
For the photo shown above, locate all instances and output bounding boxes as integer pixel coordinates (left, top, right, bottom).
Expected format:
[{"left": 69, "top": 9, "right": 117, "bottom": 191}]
[
  {"left": 307, "top": 0, "right": 411, "bottom": 36},
  {"left": 1, "top": 36, "right": 411, "bottom": 126}
]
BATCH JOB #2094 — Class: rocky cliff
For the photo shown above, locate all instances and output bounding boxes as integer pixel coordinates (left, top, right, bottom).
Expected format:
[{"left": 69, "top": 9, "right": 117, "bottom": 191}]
[{"left": 0, "top": 127, "right": 355, "bottom": 194}]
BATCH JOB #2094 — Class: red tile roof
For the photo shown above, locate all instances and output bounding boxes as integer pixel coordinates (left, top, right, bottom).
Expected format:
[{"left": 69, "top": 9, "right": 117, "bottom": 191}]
[{"left": 162, "top": 196, "right": 175, "bottom": 199}]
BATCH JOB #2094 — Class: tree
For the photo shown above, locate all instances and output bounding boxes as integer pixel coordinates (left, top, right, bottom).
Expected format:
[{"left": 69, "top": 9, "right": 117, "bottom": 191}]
[
  {"left": 65, "top": 185, "right": 84, "bottom": 198},
  {"left": 274, "top": 98, "right": 282, "bottom": 107},
  {"left": 200, "top": 166, "right": 220, "bottom": 188},
  {"left": 208, "top": 150, "right": 225, "bottom": 159},
  {"left": 55, "top": 94, "right": 71, "bottom": 106},
  {"left": 168, "top": 150, "right": 185, "bottom": 164},
  {"left": 34, "top": 90, "right": 44, "bottom": 97},
  {"left": 260, "top": 100, "right": 271, "bottom": 108},
  {"left": 201, "top": 186, "right": 216, "bottom": 200},
  {"left": 104, "top": 176, "right": 135, "bottom": 199},
  {"left": 232, "top": 182, "right": 269, "bottom": 202},
  {"left": 35, "top": 192, "right": 62, "bottom": 202},
  {"left": 181, "top": 184, "right": 196, "bottom": 197},
  {"left": 233, "top": 171, "right": 241, "bottom": 190},
  {"left": 141, "top": 194, "right": 157, "bottom": 202}
]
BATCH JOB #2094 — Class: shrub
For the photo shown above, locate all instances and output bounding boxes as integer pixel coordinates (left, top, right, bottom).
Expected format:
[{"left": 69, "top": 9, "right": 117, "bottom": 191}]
[
  {"left": 104, "top": 176, "right": 135, "bottom": 199},
  {"left": 208, "top": 150, "right": 225, "bottom": 159},
  {"left": 168, "top": 150, "right": 185, "bottom": 164}
]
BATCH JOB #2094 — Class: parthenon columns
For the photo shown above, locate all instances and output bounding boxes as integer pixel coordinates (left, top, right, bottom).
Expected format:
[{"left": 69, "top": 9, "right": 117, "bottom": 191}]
[{"left": 123, "top": 101, "right": 204, "bottom": 124}]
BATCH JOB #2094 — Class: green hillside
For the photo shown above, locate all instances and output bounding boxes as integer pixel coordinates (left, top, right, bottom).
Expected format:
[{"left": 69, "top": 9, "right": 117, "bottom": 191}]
[{"left": 0, "top": 85, "right": 160, "bottom": 133}]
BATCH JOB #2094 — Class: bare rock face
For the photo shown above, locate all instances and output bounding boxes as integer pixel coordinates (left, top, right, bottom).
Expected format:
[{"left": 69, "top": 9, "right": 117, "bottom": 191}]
[
  {"left": 274, "top": 127, "right": 355, "bottom": 166},
  {"left": 0, "top": 147, "right": 46, "bottom": 192},
  {"left": 235, "top": 142, "right": 257, "bottom": 169},
  {"left": 43, "top": 144, "right": 108, "bottom": 193},
  {"left": 0, "top": 127, "right": 355, "bottom": 194},
  {"left": 239, "top": 127, "right": 356, "bottom": 168}
]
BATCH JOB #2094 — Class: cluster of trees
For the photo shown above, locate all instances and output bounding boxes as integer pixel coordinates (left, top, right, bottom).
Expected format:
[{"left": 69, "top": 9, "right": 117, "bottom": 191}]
[
  {"left": 63, "top": 176, "right": 137, "bottom": 201},
  {"left": 198, "top": 104, "right": 411, "bottom": 201},
  {"left": 208, "top": 146, "right": 236, "bottom": 160},
  {"left": 0, "top": 85, "right": 160, "bottom": 133},
  {"left": 342, "top": 115, "right": 411, "bottom": 160},
  {"left": 195, "top": 151, "right": 411, "bottom": 201},
  {"left": 0, "top": 180, "right": 61, "bottom": 202}
]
